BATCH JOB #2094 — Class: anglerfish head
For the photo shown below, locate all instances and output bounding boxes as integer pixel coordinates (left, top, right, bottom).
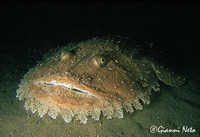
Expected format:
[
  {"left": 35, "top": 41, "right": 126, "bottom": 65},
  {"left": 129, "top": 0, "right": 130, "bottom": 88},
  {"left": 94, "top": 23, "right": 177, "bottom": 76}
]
[{"left": 16, "top": 37, "right": 162, "bottom": 123}]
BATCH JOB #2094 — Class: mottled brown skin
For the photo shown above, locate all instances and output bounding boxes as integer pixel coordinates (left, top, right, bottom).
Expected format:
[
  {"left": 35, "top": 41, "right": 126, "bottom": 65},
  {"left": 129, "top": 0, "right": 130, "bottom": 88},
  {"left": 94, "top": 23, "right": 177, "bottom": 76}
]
[{"left": 17, "top": 37, "right": 186, "bottom": 123}]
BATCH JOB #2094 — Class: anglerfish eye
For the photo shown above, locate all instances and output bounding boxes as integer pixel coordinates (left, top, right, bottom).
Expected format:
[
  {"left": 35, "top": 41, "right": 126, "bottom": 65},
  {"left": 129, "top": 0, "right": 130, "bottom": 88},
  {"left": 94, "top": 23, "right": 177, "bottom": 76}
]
[
  {"left": 92, "top": 56, "right": 107, "bottom": 67},
  {"left": 61, "top": 51, "right": 73, "bottom": 61},
  {"left": 98, "top": 57, "right": 106, "bottom": 66}
]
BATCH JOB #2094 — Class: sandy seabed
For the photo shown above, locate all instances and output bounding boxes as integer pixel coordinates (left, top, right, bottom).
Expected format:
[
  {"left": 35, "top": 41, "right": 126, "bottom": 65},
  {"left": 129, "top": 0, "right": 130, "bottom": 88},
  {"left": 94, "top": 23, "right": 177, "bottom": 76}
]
[{"left": 0, "top": 52, "right": 199, "bottom": 137}]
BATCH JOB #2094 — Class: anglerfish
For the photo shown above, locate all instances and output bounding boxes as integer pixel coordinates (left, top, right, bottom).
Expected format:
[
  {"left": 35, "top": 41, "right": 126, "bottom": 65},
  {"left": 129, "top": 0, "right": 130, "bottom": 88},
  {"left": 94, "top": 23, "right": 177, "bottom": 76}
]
[{"left": 16, "top": 36, "right": 186, "bottom": 124}]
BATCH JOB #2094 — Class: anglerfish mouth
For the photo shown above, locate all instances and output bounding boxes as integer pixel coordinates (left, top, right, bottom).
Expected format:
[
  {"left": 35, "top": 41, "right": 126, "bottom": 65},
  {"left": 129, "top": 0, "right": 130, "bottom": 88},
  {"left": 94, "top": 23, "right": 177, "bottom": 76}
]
[{"left": 34, "top": 76, "right": 100, "bottom": 99}]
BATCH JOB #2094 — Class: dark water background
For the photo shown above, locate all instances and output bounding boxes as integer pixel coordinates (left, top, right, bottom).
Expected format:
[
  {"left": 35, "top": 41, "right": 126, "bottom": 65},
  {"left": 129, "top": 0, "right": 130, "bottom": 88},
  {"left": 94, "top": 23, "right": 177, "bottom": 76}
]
[{"left": 1, "top": 2, "right": 199, "bottom": 60}]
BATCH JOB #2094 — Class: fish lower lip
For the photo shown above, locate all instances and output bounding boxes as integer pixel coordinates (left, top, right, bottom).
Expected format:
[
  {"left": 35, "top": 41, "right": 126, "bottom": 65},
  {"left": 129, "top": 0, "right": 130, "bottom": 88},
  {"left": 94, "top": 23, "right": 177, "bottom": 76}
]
[{"left": 35, "top": 80, "right": 99, "bottom": 98}]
